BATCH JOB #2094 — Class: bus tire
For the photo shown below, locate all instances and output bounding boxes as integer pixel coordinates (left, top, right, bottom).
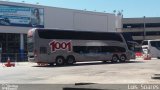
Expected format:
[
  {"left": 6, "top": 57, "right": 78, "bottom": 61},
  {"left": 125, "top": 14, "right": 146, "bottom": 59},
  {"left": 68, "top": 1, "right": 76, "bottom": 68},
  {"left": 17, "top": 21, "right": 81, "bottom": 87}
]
[
  {"left": 66, "top": 55, "right": 75, "bottom": 65},
  {"left": 55, "top": 56, "right": 65, "bottom": 66},
  {"left": 120, "top": 54, "right": 126, "bottom": 62},
  {"left": 111, "top": 55, "right": 118, "bottom": 63},
  {"left": 157, "top": 57, "right": 160, "bottom": 59}
]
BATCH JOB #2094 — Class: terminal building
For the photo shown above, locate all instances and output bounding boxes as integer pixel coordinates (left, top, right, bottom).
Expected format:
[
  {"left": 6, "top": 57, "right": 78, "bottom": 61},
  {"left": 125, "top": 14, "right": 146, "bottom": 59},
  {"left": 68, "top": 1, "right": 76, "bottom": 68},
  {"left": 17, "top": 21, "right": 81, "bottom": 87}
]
[
  {"left": 122, "top": 17, "right": 160, "bottom": 44},
  {"left": 0, "top": 1, "right": 121, "bottom": 61}
]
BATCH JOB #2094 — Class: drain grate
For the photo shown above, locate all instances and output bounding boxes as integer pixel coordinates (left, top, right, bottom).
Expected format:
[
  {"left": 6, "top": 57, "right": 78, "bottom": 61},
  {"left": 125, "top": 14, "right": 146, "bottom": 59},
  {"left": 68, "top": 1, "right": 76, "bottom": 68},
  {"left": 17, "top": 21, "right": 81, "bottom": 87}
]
[
  {"left": 151, "top": 74, "right": 160, "bottom": 79},
  {"left": 75, "top": 83, "right": 96, "bottom": 86}
]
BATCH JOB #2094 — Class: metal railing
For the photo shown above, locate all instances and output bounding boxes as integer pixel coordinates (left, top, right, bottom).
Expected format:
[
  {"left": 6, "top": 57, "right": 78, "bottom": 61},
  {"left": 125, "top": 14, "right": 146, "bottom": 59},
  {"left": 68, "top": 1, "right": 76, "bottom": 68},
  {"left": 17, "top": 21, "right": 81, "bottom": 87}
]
[{"left": 0, "top": 53, "right": 28, "bottom": 62}]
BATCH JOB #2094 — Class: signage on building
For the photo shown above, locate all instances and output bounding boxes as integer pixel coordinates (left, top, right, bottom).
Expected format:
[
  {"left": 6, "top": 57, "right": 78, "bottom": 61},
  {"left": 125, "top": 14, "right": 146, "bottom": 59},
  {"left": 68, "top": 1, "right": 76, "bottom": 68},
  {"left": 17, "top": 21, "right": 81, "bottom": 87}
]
[{"left": 0, "top": 4, "right": 44, "bottom": 28}]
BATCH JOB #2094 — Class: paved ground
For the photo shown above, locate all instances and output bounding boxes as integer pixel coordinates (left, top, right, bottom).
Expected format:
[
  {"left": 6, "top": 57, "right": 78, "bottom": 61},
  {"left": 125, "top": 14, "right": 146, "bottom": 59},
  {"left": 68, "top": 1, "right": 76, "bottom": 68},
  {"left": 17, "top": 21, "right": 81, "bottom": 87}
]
[{"left": 0, "top": 58, "right": 160, "bottom": 84}]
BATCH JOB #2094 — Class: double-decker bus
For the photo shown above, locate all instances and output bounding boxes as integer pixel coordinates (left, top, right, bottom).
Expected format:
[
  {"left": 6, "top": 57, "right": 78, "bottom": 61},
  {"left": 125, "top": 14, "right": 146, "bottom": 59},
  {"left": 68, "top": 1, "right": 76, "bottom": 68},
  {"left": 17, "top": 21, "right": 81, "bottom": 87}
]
[{"left": 27, "top": 28, "right": 131, "bottom": 65}]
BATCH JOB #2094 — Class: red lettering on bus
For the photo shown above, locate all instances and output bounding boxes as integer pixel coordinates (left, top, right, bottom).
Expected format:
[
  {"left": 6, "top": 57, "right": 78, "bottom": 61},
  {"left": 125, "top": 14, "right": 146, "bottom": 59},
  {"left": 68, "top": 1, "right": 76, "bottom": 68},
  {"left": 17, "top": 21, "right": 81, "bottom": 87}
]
[{"left": 49, "top": 40, "right": 72, "bottom": 52}]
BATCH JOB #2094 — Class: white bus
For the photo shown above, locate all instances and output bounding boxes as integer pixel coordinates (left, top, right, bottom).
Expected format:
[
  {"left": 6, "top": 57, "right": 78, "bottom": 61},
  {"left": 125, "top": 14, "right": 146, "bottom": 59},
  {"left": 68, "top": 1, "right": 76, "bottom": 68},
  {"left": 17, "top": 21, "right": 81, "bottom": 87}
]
[
  {"left": 27, "top": 28, "right": 131, "bottom": 66},
  {"left": 142, "top": 40, "right": 160, "bottom": 59}
]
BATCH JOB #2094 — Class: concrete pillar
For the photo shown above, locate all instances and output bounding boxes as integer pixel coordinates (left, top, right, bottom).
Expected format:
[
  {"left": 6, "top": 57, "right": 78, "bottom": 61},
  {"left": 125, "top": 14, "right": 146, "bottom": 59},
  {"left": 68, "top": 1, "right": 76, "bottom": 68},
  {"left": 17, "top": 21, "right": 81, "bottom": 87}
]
[{"left": 20, "top": 33, "right": 24, "bottom": 61}]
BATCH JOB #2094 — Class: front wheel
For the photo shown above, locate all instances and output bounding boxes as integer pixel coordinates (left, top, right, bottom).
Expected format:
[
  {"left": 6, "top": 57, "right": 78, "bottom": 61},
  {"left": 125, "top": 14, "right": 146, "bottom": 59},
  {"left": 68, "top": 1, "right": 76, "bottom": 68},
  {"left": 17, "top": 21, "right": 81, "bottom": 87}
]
[
  {"left": 66, "top": 56, "right": 75, "bottom": 65},
  {"left": 55, "top": 56, "right": 65, "bottom": 66}
]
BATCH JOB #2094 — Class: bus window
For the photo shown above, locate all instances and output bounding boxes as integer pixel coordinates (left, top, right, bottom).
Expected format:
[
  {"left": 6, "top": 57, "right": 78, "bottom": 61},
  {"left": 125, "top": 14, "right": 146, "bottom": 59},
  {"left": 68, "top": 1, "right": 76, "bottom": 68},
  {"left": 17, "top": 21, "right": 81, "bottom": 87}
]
[
  {"left": 142, "top": 41, "right": 148, "bottom": 45},
  {"left": 150, "top": 41, "right": 160, "bottom": 50}
]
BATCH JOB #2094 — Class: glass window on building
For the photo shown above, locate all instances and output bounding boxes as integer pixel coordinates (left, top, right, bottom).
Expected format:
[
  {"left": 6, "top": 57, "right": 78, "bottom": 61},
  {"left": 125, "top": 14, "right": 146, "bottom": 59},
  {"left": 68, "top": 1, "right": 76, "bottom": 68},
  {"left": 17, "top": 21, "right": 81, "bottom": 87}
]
[
  {"left": 7, "top": 33, "right": 20, "bottom": 53},
  {"left": 0, "top": 33, "right": 21, "bottom": 53},
  {"left": 24, "top": 34, "right": 27, "bottom": 53}
]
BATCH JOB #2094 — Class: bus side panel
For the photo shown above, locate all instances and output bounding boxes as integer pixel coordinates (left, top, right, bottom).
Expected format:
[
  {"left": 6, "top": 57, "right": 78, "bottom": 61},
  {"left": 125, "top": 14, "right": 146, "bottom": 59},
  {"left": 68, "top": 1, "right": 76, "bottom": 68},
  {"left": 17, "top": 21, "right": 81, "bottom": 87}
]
[{"left": 34, "top": 37, "right": 130, "bottom": 63}]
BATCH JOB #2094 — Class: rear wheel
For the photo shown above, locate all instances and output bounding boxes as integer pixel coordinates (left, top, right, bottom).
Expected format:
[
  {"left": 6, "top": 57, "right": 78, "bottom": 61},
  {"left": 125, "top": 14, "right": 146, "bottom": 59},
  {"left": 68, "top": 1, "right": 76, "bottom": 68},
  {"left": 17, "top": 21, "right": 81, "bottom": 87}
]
[
  {"left": 120, "top": 55, "right": 126, "bottom": 62},
  {"left": 157, "top": 57, "right": 160, "bottom": 59},
  {"left": 55, "top": 56, "right": 65, "bottom": 66},
  {"left": 66, "top": 56, "right": 75, "bottom": 65},
  {"left": 111, "top": 55, "right": 118, "bottom": 63}
]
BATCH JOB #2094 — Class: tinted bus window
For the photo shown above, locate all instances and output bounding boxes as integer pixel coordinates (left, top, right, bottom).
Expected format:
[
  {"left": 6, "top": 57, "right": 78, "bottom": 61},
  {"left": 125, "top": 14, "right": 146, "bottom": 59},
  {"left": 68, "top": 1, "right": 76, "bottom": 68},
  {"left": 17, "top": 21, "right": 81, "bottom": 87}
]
[
  {"left": 37, "top": 29, "right": 123, "bottom": 42},
  {"left": 73, "top": 46, "right": 126, "bottom": 53},
  {"left": 142, "top": 41, "right": 148, "bottom": 45},
  {"left": 151, "top": 41, "right": 160, "bottom": 47}
]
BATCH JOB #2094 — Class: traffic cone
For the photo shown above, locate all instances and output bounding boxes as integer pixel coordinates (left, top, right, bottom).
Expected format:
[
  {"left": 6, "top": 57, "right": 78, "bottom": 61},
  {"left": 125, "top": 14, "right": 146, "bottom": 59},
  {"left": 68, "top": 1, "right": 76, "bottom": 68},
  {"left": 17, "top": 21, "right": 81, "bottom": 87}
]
[{"left": 4, "top": 57, "right": 15, "bottom": 67}]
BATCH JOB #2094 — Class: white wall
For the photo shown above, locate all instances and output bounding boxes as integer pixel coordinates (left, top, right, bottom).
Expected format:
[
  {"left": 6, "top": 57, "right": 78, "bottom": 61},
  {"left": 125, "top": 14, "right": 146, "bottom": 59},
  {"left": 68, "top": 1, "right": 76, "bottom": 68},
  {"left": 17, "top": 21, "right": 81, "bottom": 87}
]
[
  {"left": 45, "top": 7, "right": 116, "bottom": 32},
  {"left": 44, "top": 7, "right": 74, "bottom": 29},
  {"left": 0, "top": 1, "right": 120, "bottom": 33},
  {"left": 115, "top": 15, "right": 122, "bottom": 32},
  {"left": 108, "top": 14, "right": 116, "bottom": 32},
  {"left": 73, "top": 12, "right": 108, "bottom": 32}
]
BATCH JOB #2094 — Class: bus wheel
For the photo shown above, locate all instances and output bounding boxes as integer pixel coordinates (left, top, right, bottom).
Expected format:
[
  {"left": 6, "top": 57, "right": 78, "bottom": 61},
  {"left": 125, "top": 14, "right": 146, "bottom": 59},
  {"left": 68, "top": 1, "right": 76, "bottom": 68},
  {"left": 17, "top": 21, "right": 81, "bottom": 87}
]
[
  {"left": 55, "top": 56, "right": 65, "bottom": 66},
  {"left": 66, "top": 56, "right": 75, "bottom": 65},
  {"left": 120, "top": 55, "right": 126, "bottom": 62},
  {"left": 157, "top": 57, "right": 160, "bottom": 59},
  {"left": 111, "top": 55, "right": 118, "bottom": 63}
]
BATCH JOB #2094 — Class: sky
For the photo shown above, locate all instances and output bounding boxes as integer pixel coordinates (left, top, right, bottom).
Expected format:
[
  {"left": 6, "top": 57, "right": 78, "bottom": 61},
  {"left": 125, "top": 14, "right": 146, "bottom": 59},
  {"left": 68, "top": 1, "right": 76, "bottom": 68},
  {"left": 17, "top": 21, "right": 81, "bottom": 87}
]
[{"left": 7, "top": 0, "right": 160, "bottom": 18}]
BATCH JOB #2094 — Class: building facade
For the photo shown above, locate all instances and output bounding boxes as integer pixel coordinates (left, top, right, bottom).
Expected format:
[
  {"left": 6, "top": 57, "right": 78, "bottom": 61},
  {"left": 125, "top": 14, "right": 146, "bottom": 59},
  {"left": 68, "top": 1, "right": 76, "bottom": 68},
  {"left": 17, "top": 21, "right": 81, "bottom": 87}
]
[
  {"left": 122, "top": 17, "right": 160, "bottom": 44},
  {"left": 0, "top": 1, "right": 121, "bottom": 61}
]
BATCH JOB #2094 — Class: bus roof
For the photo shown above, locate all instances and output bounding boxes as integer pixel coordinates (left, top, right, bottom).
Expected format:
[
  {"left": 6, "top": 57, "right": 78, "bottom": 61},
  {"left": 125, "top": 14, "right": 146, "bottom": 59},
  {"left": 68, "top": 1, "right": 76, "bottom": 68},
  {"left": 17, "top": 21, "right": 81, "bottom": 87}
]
[{"left": 32, "top": 28, "right": 121, "bottom": 34}]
